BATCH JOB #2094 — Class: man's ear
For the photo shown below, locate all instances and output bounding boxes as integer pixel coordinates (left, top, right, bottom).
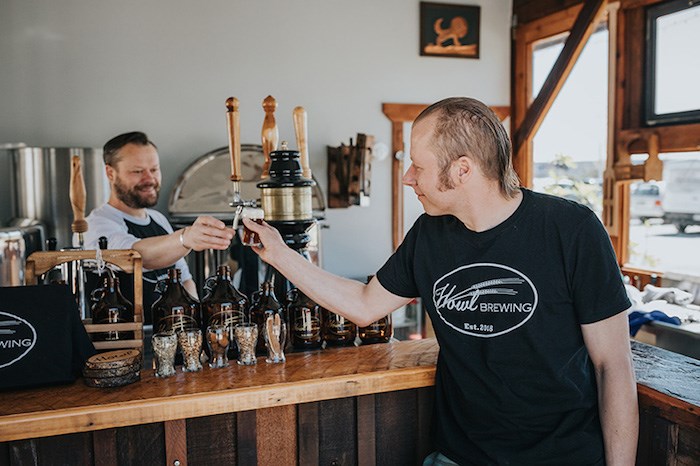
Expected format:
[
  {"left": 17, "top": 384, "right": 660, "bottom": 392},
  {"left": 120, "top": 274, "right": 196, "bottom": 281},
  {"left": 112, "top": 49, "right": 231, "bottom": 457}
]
[
  {"left": 456, "top": 156, "right": 472, "bottom": 180},
  {"left": 105, "top": 164, "right": 115, "bottom": 182}
]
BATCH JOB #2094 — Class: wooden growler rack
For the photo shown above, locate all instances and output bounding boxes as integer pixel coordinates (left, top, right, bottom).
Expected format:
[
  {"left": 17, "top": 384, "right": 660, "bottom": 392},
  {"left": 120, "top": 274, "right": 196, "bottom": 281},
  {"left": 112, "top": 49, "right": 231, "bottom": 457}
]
[{"left": 25, "top": 249, "right": 144, "bottom": 352}]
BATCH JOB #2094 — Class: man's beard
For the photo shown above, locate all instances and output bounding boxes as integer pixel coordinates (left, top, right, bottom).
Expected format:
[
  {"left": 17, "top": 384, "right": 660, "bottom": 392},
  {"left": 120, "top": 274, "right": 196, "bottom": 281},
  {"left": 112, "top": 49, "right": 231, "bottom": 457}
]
[{"left": 114, "top": 177, "right": 160, "bottom": 209}]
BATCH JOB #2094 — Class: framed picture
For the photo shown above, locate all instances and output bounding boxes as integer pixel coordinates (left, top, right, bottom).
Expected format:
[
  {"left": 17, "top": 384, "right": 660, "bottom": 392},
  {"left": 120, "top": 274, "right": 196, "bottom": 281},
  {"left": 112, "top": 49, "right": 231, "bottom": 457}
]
[{"left": 420, "top": 2, "right": 480, "bottom": 59}]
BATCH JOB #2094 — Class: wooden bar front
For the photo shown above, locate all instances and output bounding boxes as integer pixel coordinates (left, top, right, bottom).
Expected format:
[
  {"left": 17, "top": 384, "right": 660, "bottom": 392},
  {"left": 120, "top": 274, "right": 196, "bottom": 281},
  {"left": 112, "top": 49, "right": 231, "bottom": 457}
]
[{"left": 0, "top": 339, "right": 698, "bottom": 465}]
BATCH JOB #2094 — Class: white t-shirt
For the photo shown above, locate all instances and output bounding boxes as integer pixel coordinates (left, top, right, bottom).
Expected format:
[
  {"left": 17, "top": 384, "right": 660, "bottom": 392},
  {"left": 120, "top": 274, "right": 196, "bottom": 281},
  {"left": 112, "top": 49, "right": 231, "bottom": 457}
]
[{"left": 85, "top": 203, "right": 192, "bottom": 282}]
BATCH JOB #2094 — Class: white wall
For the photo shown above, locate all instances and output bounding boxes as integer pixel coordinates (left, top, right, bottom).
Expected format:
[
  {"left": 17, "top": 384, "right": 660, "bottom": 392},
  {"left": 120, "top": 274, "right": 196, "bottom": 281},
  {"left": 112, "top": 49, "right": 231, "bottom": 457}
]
[{"left": 0, "top": 0, "right": 511, "bottom": 279}]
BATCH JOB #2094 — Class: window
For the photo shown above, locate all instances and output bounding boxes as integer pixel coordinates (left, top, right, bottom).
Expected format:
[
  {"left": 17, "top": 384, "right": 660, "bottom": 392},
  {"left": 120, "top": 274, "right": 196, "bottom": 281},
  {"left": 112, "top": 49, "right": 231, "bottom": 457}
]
[
  {"left": 645, "top": 0, "right": 700, "bottom": 126},
  {"left": 627, "top": 152, "right": 700, "bottom": 276},
  {"left": 531, "top": 26, "right": 609, "bottom": 215}
]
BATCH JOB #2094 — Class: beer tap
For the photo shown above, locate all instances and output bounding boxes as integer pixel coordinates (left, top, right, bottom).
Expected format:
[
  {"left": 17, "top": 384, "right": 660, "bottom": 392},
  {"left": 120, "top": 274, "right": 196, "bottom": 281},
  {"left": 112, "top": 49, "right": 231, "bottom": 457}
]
[
  {"left": 69, "top": 154, "right": 88, "bottom": 319},
  {"left": 293, "top": 106, "right": 312, "bottom": 179},
  {"left": 226, "top": 97, "right": 255, "bottom": 229},
  {"left": 261, "top": 95, "right": 279, "bottom": 180}
]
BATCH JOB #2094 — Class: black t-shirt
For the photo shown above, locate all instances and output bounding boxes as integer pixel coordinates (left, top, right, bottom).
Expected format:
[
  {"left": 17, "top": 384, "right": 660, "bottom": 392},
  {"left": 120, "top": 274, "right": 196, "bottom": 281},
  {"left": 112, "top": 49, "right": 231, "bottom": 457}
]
[{"left": 376, "top": 189, "right": 631, "bottom": 465}]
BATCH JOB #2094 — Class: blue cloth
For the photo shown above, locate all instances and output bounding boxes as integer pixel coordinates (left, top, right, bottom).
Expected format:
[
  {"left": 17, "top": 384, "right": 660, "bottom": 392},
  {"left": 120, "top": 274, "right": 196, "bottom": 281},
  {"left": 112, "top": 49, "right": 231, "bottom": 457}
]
[{"left": 628, "top": 310, "right": 682, "bottom": 336}]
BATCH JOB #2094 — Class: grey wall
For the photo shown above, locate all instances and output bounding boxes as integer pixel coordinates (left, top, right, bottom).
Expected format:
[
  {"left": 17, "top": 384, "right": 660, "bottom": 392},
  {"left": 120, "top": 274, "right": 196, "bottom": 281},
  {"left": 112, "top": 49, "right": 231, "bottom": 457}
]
[{"left": 0, "top": 0, "right": 511, "bottom": 279}]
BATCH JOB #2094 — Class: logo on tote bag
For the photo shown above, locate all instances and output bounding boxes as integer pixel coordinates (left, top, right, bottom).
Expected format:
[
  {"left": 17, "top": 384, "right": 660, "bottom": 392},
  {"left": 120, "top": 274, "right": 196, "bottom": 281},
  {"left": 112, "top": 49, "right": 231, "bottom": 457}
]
[{"left": 0, "top": 311, "right": 37, "bottom": 368}]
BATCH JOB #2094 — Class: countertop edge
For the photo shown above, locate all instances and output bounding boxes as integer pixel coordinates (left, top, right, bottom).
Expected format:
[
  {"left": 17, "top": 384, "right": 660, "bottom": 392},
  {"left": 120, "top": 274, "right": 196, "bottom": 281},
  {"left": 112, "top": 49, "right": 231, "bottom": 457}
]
[{"left": 0, "top": 365, "right": 437, "bottom": 442}]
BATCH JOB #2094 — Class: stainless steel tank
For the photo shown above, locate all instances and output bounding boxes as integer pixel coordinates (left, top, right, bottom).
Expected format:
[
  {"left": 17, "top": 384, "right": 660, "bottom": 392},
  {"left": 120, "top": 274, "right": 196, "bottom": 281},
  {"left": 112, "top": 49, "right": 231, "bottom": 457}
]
[{"left": 6, "top": 146, "right": 109, "bottom": 249}]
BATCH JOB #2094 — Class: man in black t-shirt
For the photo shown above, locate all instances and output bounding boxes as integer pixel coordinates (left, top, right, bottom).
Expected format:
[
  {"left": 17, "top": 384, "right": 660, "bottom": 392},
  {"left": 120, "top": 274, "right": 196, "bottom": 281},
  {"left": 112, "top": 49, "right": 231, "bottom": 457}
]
[{"left": 244, "top": 98, "right": 638, "bottom": 465}]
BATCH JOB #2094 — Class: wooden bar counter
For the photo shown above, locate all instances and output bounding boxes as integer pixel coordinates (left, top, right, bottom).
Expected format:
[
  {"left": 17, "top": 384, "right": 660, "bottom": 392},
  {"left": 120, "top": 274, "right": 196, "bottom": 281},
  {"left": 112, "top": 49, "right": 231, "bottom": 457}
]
[{"left": 0, "top": 339, "right": 698, "bottom": 465}]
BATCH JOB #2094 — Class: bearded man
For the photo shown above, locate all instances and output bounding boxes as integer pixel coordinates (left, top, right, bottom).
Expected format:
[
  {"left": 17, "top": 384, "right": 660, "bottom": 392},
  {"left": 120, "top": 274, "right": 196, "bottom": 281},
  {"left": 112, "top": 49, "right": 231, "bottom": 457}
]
[{"left": 85, "top": 132, "right": 234, "bottom": 316}]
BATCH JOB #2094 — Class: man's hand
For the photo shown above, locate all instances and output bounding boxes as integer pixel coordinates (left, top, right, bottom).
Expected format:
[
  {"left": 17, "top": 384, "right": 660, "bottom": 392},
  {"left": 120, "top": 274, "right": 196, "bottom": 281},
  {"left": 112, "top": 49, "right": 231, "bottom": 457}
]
[
  {"left": 183, "top": 215, "right": 235, "bottom": 252},
  {"left": 132, "top": 215, "right": 234, "bottom": 270},
  {"left": 241, "top": 218, "right": 289, "bottom": 266}
]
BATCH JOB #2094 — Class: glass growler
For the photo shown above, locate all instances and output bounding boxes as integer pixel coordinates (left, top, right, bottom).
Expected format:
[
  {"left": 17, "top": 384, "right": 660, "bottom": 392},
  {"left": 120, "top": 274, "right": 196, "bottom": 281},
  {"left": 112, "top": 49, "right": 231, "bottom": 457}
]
[
  {"left": 151, "top": 268, "right": 201, "bottom": 335},
  {"left": 358, "top": 314, "right": 393, "bottom": 344},
  {"left": 286, "top": 288, "right": 322, "bottom": 350},
  {"left": 322, "top": 309, "right": 357, "bottom": 347},
  {"left": 358, "top": 275, "right": 392, "bottom": 344},
  {"left": 201, "top": 265, "right": 248, "bottom": 358},
  {"left": 249, "top": 280, "right": 285, "bottom": 354},
  {"left": 90, "top": 273, "right": 134, "bottom": 341}
]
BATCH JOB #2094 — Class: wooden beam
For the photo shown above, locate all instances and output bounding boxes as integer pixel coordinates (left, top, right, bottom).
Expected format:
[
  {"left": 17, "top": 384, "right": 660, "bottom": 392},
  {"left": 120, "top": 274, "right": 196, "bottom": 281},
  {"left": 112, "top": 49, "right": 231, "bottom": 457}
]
[
  {"left": 513, "top": 0, "right": 606, "bottom": 154},
  {"left": 513, "top": 0, "right": 584, "bottom": 25},
  {"left": 164, "top": 419, "right": 188, "bottom": 466}
]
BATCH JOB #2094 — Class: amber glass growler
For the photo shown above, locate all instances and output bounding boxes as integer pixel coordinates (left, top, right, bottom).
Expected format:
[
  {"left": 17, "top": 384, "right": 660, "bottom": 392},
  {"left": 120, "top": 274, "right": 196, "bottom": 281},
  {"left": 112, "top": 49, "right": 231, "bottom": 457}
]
[
  {"left": 90, "top": 273, "right": 134, "bottom": 341},
  {"left": 321, "top": 309, "right": 357, "bottom": 347},
  {"left": 151, "top": 268, "right": 201, "bottom": 335},
  {"left": 358, "top": 315, "right": 393, "bottom": 344},
  {"left": 286, "top": 288, "right": 322, "bottom": 350},
  {"left": 201, "top": 265, "right": 248, "bottom": 358},
  {"left": 249, "top": 280, "right": 285, "bottom": 354},
  {"left": 358, "top": 275, "right": 392, "bottom": 344}
]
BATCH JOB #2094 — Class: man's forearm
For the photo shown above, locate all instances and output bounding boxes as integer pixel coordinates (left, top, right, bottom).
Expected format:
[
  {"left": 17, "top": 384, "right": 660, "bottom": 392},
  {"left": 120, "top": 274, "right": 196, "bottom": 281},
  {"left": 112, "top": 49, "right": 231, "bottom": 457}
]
[
  {"left": 133, "top": 230, "right": 189, "bottom": 270},
  {"left": 597, "top": 363, "right": 639, "bottom": 465},
  {"left": 267, "top": 246, "right": 407, "bottom": 327}
]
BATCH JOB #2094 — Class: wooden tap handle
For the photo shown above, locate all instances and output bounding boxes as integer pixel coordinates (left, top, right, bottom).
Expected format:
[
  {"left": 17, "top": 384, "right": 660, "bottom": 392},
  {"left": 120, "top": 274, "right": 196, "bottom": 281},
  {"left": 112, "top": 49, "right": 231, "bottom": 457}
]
[
  {"left": 261, "top": 95, "right": 278, "bottom": 179},
  {"left": 69, "top": 155, "right": 88, "bottom": 234},
  {"left": 226, "top": 97, "right": 242, "bottom": 182},
  {"left": 293, "top": 106, "right": 311, "bottom": 178}
]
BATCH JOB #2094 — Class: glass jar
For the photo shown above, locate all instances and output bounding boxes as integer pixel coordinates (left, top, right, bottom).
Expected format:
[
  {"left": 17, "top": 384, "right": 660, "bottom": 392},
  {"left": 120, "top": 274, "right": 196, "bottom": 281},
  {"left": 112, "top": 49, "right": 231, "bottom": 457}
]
[{"left": 286, "top": 288, "right": 322, "bottom": 350}]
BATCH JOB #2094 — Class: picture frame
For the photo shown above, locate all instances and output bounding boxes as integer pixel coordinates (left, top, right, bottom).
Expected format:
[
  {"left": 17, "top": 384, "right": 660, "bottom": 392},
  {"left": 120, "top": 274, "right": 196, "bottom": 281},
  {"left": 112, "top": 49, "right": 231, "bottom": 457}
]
[{"left": 420, "top": 2, "right": 480, "bottom": 59}]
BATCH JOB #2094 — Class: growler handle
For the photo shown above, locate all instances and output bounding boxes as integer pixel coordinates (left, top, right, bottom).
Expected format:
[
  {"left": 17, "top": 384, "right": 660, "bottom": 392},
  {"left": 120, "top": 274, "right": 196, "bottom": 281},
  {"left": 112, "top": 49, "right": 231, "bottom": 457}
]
[
  {"left": 286, "top": 288, "right": 299, "bottom": 305},
  {"left": 225, "top": 97, "right": 242, "bottom": 183},
  {"left": 154, "top": 280, "right": 168, "bottom": 295},
  {"left": 293, "top": 106, "right": 311, "bottom": 178},
  {"left": 90, "top": 287, "right": 105, "bottom": 303},
  {"left": 203, "top": 276, "right": 217, "bottom": 294},
  {"left": 69, "top": 155, "right": 88, "bottom": 236},
  {"left": 261, "top": 95, "right": 278, "bottom": 179}
]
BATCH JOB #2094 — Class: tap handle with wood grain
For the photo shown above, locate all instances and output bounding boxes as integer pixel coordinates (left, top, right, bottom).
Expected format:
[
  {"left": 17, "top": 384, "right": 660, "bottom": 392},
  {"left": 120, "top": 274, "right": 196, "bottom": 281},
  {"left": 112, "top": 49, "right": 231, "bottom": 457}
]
[
  {"left": 261, "top": 95, "right": 279, "bottom": 179},
  {"left": 69, "top": 155, "right": 88, "bottom": 237},
  {"left": 293, "top": 106, "right": 311, "bottom": 178},
  {"left": 226, "top": 97, "right": 242, "bottom": 183}
]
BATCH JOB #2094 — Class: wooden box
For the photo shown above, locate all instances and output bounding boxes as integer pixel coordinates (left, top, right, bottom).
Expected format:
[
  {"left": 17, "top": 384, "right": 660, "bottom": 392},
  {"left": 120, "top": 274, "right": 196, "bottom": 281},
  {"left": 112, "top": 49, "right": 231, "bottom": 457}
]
[{"left": 25, "top": 250, "right": 144, "bottom": 352}]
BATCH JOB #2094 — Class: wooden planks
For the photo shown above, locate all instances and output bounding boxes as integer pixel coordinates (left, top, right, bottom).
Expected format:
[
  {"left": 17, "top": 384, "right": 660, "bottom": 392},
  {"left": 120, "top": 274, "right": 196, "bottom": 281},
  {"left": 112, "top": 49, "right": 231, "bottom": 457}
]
[{"left": 256, "top": 406, "right": 296, "bottom": 466}]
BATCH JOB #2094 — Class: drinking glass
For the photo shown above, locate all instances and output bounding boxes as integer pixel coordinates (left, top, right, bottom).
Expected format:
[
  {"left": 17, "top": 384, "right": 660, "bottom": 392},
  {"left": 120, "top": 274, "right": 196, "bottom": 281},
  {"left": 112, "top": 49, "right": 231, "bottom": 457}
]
[
  {"left": 263, "top": 314, "right": 286, "bottom": 364},
  {"left": 234, "top": 323, "right": 258, "bottom": 365},
  {"left": 152, "top": 332, "right": 177, "bottom": 377},
  {"left": 207, "top": 324, "right": 230, "bottom": 368},
  {"left": 177, "top": 328, "right": 203, "bottom": 372},
  {"left": 240, "top": 207, "right": 265, "bottom": 246}
]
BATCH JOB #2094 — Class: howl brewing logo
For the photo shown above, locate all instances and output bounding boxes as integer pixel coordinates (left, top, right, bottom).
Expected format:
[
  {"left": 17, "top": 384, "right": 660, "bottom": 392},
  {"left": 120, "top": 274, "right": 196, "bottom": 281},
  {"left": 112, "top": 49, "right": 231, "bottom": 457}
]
[
  {"left": 0, "top": 311, "right": 37, "bottom": 368},
  {"left": 433, "top": 263, "right": 538, "bottom": 338}
]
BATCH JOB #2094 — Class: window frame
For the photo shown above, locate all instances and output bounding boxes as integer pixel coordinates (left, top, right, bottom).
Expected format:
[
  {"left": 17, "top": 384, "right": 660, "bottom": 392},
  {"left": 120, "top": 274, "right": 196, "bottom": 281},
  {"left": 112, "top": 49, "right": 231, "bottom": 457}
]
[
  {"left": 513, "top": 0, "right": 700, "bottom": 284},
  {"left": 644, "top": 0, "right": 700, "bottom": 126}
]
